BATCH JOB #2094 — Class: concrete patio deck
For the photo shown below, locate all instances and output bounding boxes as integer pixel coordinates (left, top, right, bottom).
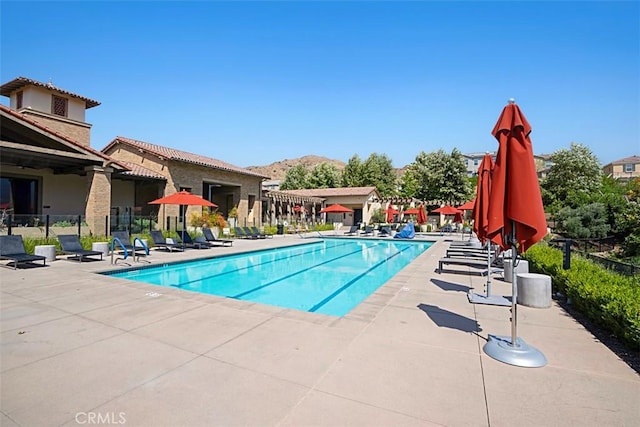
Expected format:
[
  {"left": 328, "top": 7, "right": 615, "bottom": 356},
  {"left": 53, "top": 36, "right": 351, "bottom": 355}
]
[{"left": 1, "top": 233, "right": 638, "bottom": 426}]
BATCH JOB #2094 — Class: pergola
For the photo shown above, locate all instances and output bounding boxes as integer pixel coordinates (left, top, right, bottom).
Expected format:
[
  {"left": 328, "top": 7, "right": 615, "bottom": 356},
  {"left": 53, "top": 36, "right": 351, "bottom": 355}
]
[{"left": 265, "top": 190, "right": 325, "bottom": 225}]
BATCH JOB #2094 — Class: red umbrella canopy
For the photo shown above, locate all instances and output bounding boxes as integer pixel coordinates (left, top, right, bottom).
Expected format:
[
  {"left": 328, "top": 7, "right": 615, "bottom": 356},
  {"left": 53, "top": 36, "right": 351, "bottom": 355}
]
[
  {"left": 458, "top": 200, "right": 476, "bottom": 211},
  {"left": 473, "top": 154, "right": 495, "bottom": 243},
  {"left": 149, "top": 190, "right": 217, "bottom": 208},
  {"left": 453, "top": 212, "right": 464, "bottom": 223},
  {"left": 403, "top": 207, "right": 420, "bottom": 215},
  {"left": 431, "top": 205, "right": 461, "bottom": 215},
  {"left": 416, "top": 205, "right": 427, "bottom": 224},
  {"left": 486, "top": 101, "right": 547, "bottom": 253},
  {"left": 319, "top": 204, "right": 353, "bottom": 213}
]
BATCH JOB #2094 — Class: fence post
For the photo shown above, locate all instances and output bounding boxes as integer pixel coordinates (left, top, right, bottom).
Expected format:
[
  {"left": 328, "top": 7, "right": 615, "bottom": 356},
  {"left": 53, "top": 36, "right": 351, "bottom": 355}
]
[
  {"left": 7, "top": 214, "right": 12, "bottom": 235},
  {"left": 563, "top": 239, "right": 571, "bottom": 270},
  {"left": 45, "top": 215, "right": 50, "bottom": 239},
  {"left": 77, "top": 215, "right": 81, "bottom": 237},
  {"left": 105, "top": 215, "right": 109, "bottom": 237}
]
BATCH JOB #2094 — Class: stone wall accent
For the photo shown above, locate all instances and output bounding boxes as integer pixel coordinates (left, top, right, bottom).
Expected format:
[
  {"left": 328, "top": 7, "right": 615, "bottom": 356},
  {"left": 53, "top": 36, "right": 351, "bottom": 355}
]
[
  {"left": 85, "top": 166, "right": 113, "bottom": 236},
  {"left": 21, "top": 110, "right": 92, "bottom": 147}
]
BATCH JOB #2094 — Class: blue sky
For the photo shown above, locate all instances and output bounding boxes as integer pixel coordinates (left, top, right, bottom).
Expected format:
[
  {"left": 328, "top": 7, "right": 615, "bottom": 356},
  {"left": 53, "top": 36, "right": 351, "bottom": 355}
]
[{"left": 1, "top": 1, "right": 638, "bottom": 169}]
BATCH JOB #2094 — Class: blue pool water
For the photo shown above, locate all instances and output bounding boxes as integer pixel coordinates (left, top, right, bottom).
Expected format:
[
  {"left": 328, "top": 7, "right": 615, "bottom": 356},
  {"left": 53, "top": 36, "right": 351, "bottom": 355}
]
[{"left": 105, "top": 238, "right": 433, "bottom": 316}]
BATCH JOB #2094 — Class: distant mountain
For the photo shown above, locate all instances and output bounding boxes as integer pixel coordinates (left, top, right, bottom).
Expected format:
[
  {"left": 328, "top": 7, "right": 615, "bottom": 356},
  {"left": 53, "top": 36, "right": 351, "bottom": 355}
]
[
  {"left": 245, "top": 155, "right": 346, "bottom": 181},
  {"left": 246, "top": 154, "right": 408, "bottom": 181}
]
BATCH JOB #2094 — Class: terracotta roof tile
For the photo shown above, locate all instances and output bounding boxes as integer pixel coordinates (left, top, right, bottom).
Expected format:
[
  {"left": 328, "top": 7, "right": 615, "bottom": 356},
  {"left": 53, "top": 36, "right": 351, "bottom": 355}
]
[
  {"left": 280, "top": 186, "right": 378, "bottom": 197},
  {"left": 0, "top": 77, "right": 100, "bottom": 109},
  {"left": 103, "top": 137, "right": 269, "bottom": 179},
  {"left": 608, "top": 155, "right": 640, "bottom": 165},
  {"left": 116, "top": 161, "right": 166, "bottom": 180}
]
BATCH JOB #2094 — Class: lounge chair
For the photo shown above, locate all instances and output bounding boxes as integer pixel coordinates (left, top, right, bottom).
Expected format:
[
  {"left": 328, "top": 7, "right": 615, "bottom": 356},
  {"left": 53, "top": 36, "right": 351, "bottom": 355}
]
[
  {"left": 150, "top": 230, "right": 185, "bottom": 252},
  {"left": 245, "top": 226, "right": 267, "bottom": 239},
  {"left": 378, "top": 226, "right": 392, "bottom": 237},
  {"left": 202, "top": 228, "right": 233, "bottom": 247},
  {"left": 177, "top": 230, "right": 209, "bottom": 249},
  {"left": 344, "top": 225, "right": 359, "bottom": 236},
  {"left": 0, "top": 235, "right": 47, "bottom": 269},
  {"left": 58, "top": 234, "right": 103, "bottom": 262},
  {"left": 251, "top": 226, "right": 273, "bottom": 239},
  {"left": 360, "top": 226, "right": 374, "bottom": 236},
  {"left": 438, "top": 256, "right": 503, "bottom": 275},
  {"left": 234, "top": 227, "right": 256, "bottom": 239},
  {"left": 111, "top": 230, "right": 150, "bottom": 259}
]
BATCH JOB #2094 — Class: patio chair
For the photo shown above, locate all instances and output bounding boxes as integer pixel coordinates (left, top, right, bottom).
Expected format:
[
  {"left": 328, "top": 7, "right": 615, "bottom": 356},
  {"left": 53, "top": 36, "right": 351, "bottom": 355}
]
[
  {"left": 150, "top": 230, "right": 185, "bottom": 252},
  {"left": 234, "top": 227, "right": 256, "bottom": 239},
  {"left": 0, "top": 235, "right": 47, "bottom": 269},
  {"left": 111, "top": 230, "right": 150, "bottom": 260},
  {"left": 202, "top": 228, "right": 233, "bottom": 246},
  {"left": 177, "top": 230, "right": 210, "bottom": 249},
  {"left": 378, "top": 226, "right": 392, "bottom": 237},
  {"left": 344, "top": 225, "right": 359, "bottom": 236},
  {"left": 57, "top": 234, "right": 104, "bottom": 262},
  {"left": 246, "top": 226, "right": 267, "bottom": 239},
  {"left": 360, "top": 226, "right": 374, "bottom": 236}
]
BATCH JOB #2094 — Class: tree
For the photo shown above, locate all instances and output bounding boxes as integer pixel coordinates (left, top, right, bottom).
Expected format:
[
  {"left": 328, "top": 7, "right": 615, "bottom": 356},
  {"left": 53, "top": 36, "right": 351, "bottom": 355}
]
[
  {"left": 399, "top": 167, "right": 419, "bottom": 198},
  {"left": 411, "top": 148, "right": 473, "bottom": 203},
  {"left": 307, "top": 162, "right": 341, "bottom": 188},
  {"left": 280, "top": 165, "right": 309, "bottom": 190},
  {"left": 341, "top": 153, "right": 397, "bottom": 197},
  {"left": 341, "top": 155, "right": 364, "bottom": 188},
  {"left": 542, "top": 143, "right": 603, "bottom": 209},
  {"left": 555, "top": 203, "right": 610, "bottom": 239}
]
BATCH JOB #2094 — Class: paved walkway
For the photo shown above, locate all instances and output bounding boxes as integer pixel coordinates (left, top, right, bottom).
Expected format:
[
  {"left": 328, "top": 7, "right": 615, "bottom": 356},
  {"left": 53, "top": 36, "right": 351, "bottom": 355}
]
[{"left": 1, "top": 233, "right": 638, "bottom": 426}]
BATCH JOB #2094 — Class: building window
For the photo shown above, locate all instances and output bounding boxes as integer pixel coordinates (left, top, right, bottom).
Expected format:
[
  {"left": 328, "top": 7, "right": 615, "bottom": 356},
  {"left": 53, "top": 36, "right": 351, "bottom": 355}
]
[
  {"left": 16, "top": 91, "right": 23, "bottom": 109},
  {"left": 473, "top": 159, "right": 479, "bottom": 166},
  {"left": 624, "top": 163, "right": 634, "bottom": 173},
  {"left": 51, "top": 95, "right": 68, "bottom": 117}
]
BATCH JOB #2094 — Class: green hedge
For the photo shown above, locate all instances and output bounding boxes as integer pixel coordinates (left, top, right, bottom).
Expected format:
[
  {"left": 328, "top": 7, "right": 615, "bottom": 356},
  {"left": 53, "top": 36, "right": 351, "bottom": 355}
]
[{"left": 525, "top": 243, "right": 640, "bottom": 350}]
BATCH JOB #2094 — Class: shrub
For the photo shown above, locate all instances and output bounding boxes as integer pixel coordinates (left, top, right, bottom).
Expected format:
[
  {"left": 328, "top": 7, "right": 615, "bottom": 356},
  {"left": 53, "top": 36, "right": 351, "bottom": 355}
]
[{"left": 526, "top": 243, "right": 640, "bottom": 350}]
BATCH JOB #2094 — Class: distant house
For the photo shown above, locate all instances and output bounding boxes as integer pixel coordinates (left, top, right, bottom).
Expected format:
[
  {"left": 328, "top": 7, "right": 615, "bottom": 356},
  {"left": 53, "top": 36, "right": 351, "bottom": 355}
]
[
  {"left": 462, "top": 151, "right": 551, "bottom": 178},
  {"left": 602, "top": 156, "right": 640, "bottom": 181}
]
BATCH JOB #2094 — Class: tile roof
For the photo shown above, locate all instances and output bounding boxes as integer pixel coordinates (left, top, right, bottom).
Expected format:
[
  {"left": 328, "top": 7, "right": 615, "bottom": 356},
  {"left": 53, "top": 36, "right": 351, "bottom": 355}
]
[
  {"left": 115, "top": 161, "right": 166, "bottom": 180},
  {"left": 0, "top": 104, "right": 126, "bottom": 169},
  {"left": 279, "top": 186, "right": 378, "bottom": 197},
  {"left": 0, "top": 77, "right": 100, "bottom": 109},
  {"left": 103, "top": 137, "right": 269, "bottom": 179}
]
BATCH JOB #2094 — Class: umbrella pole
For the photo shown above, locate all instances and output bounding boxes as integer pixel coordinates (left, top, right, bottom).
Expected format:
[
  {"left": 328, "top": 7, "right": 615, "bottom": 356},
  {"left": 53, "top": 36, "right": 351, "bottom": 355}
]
[
  {"left": 486, "top": 240, "right": 492, "bottom": 297},
  {"left": 510, "top": 223, "right": 518, "bottom": 346}
]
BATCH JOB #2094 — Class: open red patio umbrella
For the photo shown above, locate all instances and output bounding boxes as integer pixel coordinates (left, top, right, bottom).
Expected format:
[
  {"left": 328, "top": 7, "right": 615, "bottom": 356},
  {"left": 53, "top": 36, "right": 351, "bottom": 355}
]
[
  {"left": 473, "top": 154, "right": 495, "bottom": 244},
  {"left": 403, "top": 207, "right": 420, "bottom": 215},
  {"left": 149, "top": 190, "right": 217, "bottom": 235},
  {"left": 416, "top": 205, "right": 427, "bottom": 225},
  {"left": 483, "top": 100, "right": 548, "bottom": 368},
  {"left": 453, "top": 211, "right": 464, "bottom": 224},
  {"left": 458, "top": 199, "right": 476, "bottom": 212},
  {"left": 431, "top": 205, "right": 461, "bottom": 215},
  {"left": 319, "top": 204, "right": 353, "bottom": 214}
]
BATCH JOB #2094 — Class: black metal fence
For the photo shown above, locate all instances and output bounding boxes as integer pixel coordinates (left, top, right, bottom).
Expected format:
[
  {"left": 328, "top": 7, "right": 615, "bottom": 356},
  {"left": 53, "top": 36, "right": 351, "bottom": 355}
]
[{"left": 549, "top": 236, "right": 639, "bottom": 277}]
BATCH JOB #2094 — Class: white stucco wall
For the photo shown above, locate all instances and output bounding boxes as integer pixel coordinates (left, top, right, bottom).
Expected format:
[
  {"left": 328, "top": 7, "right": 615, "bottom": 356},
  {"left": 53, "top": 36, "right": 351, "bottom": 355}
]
[{"left": 14, "top": 86, "right": 86, "bottom": 122}]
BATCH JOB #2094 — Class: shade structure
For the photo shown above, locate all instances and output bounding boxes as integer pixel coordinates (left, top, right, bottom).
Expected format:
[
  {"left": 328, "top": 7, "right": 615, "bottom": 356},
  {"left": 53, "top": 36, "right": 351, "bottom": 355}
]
[
  {"left": 149, "top": 190, "right": 217, "bottom": 235},
  {"left": 149, "top": 190, "right": 218, "bottom": 208},
  {"left": 482, "top": 100, "right": 548, "bottom": 368},
  {"left": 403, "top": 207, "right": 420, "bottom": 215},
  {"left": 458, "top": 199, "right": 476, "bottom": 212},
  {"left": 416, "top": 205, "right": 427, "bottom": 224},
  {"left": 319, "top": 204, "right": 353, "bottom": 214},
  {"left": 473, "top": 154, "right": 495, "bottom": 244},
  {"left": 384, "top": 205, "right": 399, "bottom": 223},
  {"left": 453, "top": 212, "right": 464, "bottom": 224},
  {"left": 431, "top": 205, "right": 461, "bottom": 215}
]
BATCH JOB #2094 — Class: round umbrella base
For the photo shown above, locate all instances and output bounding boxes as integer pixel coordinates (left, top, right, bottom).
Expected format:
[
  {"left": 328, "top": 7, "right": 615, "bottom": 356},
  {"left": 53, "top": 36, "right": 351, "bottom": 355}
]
[{"left": 483, "top": 334, "right": 547, "bottom": 368}]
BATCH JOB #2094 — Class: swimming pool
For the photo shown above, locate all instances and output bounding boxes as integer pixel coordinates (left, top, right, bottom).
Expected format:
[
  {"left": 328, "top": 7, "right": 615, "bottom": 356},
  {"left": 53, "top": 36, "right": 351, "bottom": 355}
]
[{"left": 105, "top": 238, "right": 433, "bottom": 316}]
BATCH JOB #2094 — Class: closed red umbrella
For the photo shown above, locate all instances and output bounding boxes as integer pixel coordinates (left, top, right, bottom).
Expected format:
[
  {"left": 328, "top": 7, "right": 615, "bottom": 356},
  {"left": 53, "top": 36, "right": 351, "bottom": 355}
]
[
  {"left": 416, "top": 205, "right": 427, "bottom": 225},
  {"left": 483, "top": 100, "right": 548, "bottom": 368},
  {"left": 453, "top": 211, "right": 464, "bottom": 224},
  {"left": 473, "top": 154, "right": 494, "bottom": 244},
  {"left": 319, "top": 204, "right": 353, "bottom": 213},
  {"left": 383, "top": 205, "right": 399, "bottom": 223},
  {"left": 486, "top": 102, "right": 547, "bottom": 252}
]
